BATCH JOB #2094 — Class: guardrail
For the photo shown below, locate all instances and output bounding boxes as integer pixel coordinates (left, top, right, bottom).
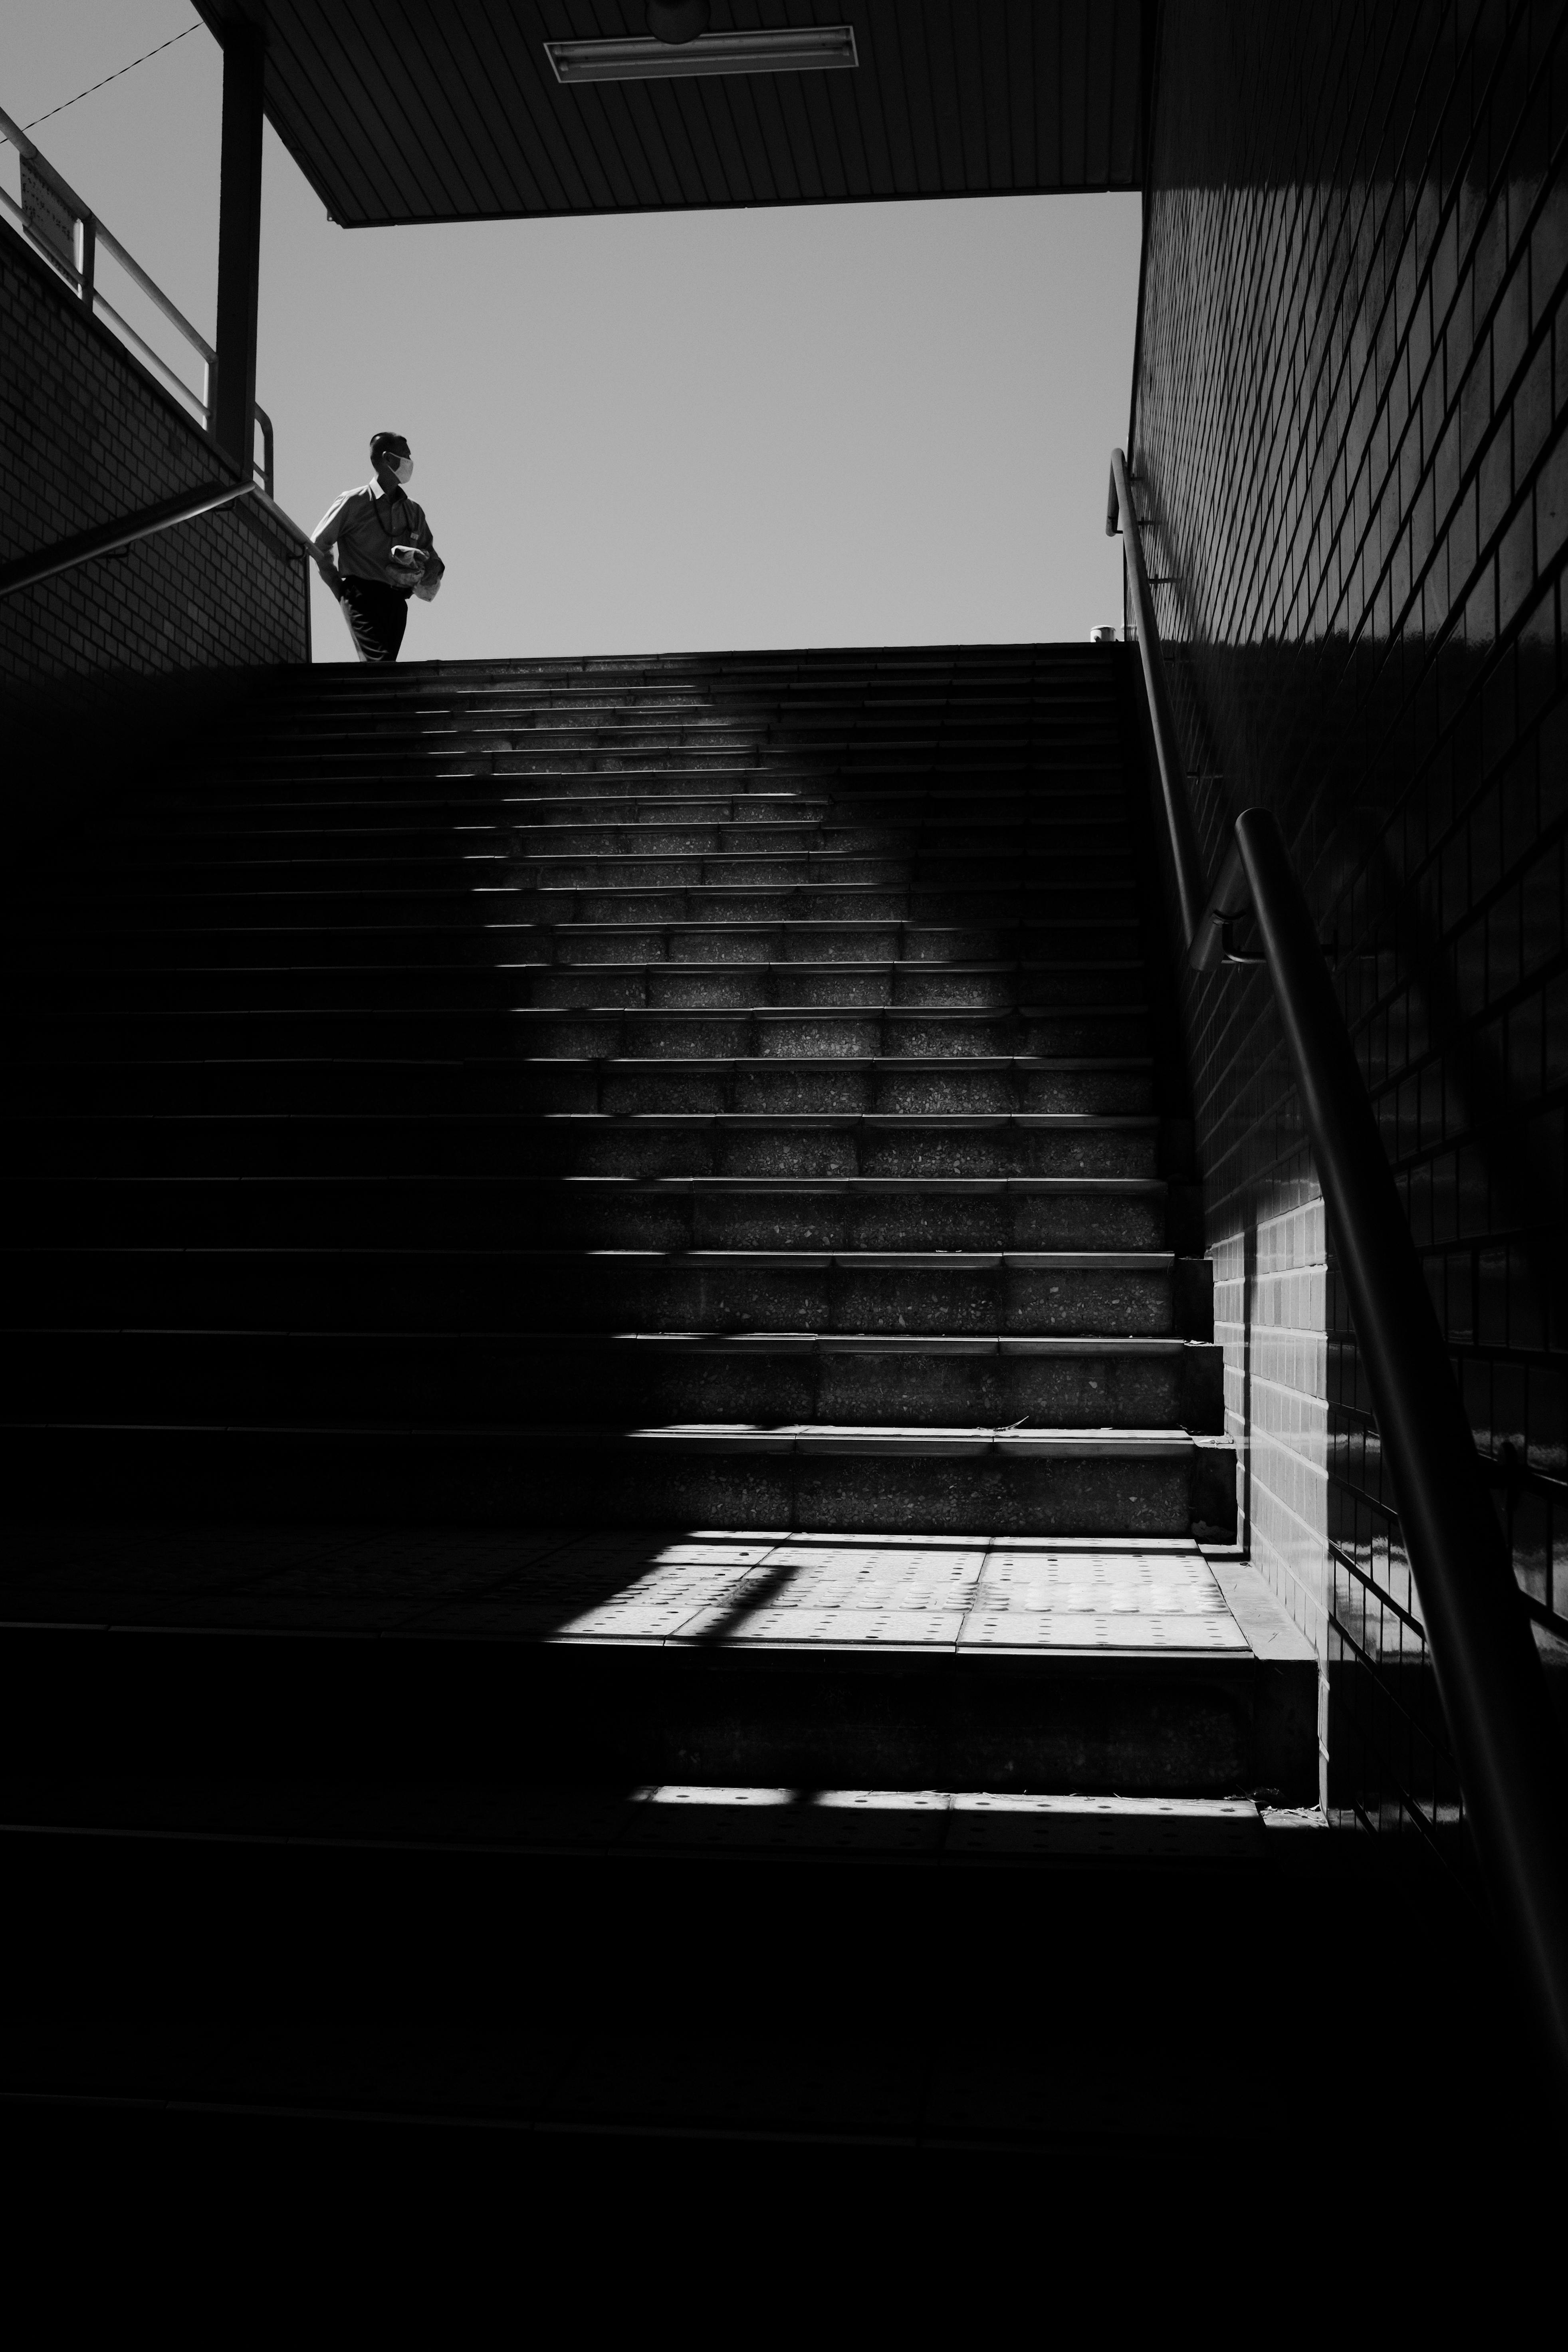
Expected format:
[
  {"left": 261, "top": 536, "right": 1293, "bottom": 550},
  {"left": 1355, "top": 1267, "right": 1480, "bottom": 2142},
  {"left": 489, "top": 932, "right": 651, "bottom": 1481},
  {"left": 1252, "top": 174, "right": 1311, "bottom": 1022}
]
[
  {"left": 1107, "top": 445, "right": 1568, "bottom": 2102},
  {"left": 0, "top": 99, "right": 271, "bottom": 490}
]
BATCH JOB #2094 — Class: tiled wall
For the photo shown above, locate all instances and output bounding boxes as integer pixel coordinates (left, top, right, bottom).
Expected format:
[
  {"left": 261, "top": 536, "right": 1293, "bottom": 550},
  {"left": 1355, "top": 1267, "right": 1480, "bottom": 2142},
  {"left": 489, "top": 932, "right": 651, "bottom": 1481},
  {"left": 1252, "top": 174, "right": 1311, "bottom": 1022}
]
[
  {"left": 1130, "top": 0, "right": 1568, "bottom": 1847},
  {"left": 0, "top": 222, "right": 307, "bottom": 685}
]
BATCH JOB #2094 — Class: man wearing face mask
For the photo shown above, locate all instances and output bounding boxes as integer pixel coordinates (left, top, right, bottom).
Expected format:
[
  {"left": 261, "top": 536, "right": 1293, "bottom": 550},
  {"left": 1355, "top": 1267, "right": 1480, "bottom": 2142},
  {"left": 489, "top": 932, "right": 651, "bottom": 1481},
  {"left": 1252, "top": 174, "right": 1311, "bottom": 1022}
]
[{"left": 309, "top": 431, "right": 445, "bottom": 664}]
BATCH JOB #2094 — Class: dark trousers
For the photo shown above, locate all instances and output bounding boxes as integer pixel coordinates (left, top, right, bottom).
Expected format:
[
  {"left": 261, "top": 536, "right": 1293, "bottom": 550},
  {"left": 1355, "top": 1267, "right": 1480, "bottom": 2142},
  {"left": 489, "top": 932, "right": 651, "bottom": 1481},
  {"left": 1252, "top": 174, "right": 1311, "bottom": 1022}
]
[{"left": 340, "top": 576, "right": 409, "bottom": 663}]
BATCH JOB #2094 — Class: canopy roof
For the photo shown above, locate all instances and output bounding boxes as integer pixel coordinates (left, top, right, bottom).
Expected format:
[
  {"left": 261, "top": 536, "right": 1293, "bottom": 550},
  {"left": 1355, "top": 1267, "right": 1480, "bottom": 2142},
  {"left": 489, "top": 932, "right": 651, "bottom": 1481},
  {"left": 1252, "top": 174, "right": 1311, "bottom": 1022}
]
[{"left": 194, "top": 1, "right": 1145, "bottom": 226}]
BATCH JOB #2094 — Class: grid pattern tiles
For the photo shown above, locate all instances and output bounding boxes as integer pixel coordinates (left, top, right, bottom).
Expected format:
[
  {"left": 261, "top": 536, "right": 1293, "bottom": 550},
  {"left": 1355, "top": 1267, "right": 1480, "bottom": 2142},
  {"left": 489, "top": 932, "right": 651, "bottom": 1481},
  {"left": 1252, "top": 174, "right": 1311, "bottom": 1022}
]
[
  {"left": 0, "top": 1523, "right": 1247, "bottom": 1653},
  {"left": 0, "top": 222, "right": 307, "bottom": 684},
  {"left": 1128, "top": 0, "right": 1568, "bottom": 1851}
]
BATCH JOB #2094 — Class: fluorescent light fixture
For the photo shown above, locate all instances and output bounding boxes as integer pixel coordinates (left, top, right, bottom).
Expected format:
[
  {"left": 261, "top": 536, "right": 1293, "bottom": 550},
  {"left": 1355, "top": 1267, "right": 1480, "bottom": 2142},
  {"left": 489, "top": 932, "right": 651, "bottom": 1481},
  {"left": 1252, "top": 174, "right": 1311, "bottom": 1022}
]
[{"left": 546, "top": 27, "right": 859, "bottom": 86}]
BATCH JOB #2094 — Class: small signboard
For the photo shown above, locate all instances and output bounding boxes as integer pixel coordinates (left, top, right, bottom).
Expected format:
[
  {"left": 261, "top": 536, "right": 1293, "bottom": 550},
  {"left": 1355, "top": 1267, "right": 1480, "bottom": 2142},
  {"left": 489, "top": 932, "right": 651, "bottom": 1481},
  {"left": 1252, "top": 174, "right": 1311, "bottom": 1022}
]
[{"left": 21, "top": 154, "right": 77, "bottom": 275}]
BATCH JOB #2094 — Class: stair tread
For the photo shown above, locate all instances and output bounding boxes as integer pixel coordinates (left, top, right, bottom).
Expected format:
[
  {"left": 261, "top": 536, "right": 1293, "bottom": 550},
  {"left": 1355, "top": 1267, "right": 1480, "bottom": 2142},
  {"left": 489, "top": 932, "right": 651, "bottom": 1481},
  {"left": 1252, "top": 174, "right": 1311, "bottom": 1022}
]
[
  {"left": 10, "top": 1243, "right": 1177, "bottom": 1266},
  {"left": 0, "top": 1773, "right": 1271, "bottom": 1860},
  {"left": 12, "top": 1108, "right": 1160, "bottom": 1126},
  {"left": 12, "top": 1324, "right": 1203, "bottom": 1351},
  {"left": 0, "top": 1522, "right": 1255, "bottom": 1668}
]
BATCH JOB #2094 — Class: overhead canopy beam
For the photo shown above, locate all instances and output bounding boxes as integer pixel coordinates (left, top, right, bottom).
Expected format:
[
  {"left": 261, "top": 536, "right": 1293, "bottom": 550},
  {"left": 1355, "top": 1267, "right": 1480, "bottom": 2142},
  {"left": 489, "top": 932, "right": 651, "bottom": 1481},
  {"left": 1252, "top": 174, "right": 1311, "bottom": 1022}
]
[{"left": 193, "top": 1, "right": 1143, "bottom": 230}]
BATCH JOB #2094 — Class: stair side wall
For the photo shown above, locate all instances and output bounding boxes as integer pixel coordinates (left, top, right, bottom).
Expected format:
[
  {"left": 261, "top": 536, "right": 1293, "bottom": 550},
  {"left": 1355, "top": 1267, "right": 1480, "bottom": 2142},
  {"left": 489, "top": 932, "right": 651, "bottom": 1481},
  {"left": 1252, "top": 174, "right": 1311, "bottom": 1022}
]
[
  {"left": 1128, "top": 0, "right": 1568, "bottom": 1850},
  {"left": 0, "top": 222, "right": 308, "bottom": 686}
]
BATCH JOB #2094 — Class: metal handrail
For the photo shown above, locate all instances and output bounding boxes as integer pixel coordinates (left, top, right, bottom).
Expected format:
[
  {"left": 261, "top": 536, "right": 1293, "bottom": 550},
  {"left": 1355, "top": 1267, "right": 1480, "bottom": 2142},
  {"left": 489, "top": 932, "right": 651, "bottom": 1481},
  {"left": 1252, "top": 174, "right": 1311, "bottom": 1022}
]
[
  {"left": 91, "top": 212, "right": 216, "bottom": 366},
  {"left": 1107, "top": 449, "right": 1209, "bottom": 946},
  {"left": 0, "top": 103, "right": 269, "bottom": 484},
  {"left": 0, "top": 474, "right": 313, "bottom": 602},
  {"left": 1108, "top": 447, "right": 1568, "bottom": 2100}
]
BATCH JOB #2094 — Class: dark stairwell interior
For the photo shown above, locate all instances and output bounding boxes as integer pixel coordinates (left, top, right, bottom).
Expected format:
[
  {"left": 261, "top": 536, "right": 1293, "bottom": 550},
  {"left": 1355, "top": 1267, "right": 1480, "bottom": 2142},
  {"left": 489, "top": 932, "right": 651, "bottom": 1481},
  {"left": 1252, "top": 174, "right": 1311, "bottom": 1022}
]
[{"left": 1, "top": 646, "right": 1546, "bottom": 2169}]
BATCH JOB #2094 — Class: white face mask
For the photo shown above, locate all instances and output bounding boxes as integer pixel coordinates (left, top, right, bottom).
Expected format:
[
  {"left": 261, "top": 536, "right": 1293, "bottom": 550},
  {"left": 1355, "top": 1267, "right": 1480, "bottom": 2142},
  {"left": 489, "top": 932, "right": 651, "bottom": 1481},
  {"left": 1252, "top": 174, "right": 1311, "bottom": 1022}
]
[{"left": 392, "top": 454, "right": 413, "bottom": 483}]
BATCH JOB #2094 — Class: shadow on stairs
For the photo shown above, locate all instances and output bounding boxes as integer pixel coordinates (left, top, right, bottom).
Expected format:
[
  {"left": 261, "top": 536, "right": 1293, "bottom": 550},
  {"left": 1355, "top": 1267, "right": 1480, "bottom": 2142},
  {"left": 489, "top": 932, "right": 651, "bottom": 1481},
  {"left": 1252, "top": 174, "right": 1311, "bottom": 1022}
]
[{"left": 0, "top": 648, "right": 1544, "bottom": 2177}]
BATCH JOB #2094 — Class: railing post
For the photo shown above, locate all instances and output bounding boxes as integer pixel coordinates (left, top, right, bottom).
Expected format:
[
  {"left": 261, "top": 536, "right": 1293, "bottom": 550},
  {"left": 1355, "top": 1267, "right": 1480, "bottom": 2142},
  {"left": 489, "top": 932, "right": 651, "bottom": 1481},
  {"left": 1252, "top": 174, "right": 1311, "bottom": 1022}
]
[{"left": 1235, "top": 806, "right": 1568, "bottom": 2094}]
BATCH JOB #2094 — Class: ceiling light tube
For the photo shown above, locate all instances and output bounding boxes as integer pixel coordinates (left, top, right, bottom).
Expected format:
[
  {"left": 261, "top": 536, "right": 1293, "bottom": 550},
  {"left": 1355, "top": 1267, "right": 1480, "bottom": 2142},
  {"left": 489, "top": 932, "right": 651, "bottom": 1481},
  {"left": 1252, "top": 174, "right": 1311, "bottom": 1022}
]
[{"left": 546, "top": 27, "right": 859, "bottom": 86}]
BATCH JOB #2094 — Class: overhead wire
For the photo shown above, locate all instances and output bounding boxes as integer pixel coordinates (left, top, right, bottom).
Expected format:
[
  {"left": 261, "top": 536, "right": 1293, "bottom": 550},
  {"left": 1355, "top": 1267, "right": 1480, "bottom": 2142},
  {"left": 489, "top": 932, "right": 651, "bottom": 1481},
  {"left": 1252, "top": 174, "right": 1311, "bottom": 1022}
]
[{"left": 24, "top": 24, "right": 198, "bottom": 132}]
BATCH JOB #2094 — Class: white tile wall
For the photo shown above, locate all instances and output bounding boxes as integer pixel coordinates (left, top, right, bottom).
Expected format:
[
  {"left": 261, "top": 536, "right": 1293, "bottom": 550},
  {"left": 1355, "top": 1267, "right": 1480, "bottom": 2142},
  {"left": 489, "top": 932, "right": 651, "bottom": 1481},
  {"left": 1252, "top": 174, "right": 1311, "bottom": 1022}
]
[{"left": 1214, "top": 1198, "right": 1331, "bottom": 1795}]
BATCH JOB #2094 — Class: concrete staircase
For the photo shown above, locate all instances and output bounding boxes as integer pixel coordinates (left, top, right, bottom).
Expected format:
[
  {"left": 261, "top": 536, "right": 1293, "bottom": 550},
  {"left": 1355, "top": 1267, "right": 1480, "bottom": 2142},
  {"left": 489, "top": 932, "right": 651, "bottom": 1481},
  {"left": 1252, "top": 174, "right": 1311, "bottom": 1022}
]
[
  {"left": 17, "top": 644, "right": 1501, "bottom": 2164},
  {"left": 12, "top": 643, "right": 1232, "bottom": 1537}
]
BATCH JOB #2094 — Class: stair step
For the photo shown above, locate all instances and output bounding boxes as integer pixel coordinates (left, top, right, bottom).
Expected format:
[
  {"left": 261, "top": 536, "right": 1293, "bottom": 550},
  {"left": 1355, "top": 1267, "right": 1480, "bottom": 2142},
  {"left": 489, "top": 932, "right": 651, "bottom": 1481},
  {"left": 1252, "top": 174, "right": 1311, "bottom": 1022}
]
[
  {"left": 4, "top": 923, "right": 1146, "bottom": 970},
  {"left": 24, "top": 884, "right": 1143, "bottom": 926},
  {"left": 139, "top": 788, "right": 1124, "bottom": 822},
  {"left": 9, "top": 960, "right": 1145, "bottom": 1014},
  {"left": 8, "top": 1109, "right": 1167, "bottom": 1177},
  {"left": 8, "top": 1014, "right": 1155, "bottom": 1072},
  {"left": 105, "top": 815, "right": 1132, "bottom": 851},
  {"left": 7, "top": 1242, "right": 1192, "bottom": 1336},
  {"left": 4, "top": 1167, "right": 1176, "bottom": 1234},
  {"left": 6, "top": 1058, "right": 1161, "bottom": 1120},
  {"left": 16, "top": 1328, "right": 1224, "bottom": 1429},
  {"left": 4, "top": 1414, "right": 1238, "bottom": 1531},
  {"left": 0, "top": 1777, "right": 1273, "bottom": 1862},
  {"left": 6, "top": 1175, "right": 1177, "bottom": 1250},
  {"left": 0, "top": 1526, "right": 1295, "bottom": 1791}
]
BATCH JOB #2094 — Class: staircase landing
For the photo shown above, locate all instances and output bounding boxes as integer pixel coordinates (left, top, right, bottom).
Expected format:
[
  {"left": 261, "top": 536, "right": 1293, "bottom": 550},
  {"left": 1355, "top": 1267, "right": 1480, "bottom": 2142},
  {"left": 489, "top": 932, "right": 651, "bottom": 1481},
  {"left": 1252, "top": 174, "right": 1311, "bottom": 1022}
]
[{"left": 1, "top": 1518, "right": 1315, "bottom": 1799}]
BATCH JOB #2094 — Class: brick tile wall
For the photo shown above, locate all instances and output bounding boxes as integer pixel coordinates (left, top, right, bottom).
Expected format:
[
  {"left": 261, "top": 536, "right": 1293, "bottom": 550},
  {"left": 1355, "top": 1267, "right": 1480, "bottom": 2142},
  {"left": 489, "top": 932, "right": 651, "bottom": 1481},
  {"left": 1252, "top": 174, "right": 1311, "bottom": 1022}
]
[
  {"left": 1130, "top": 0, "right": 1568, "bottom": 1850},
  {"left": 0, "top": 222, "right": 307, "bottom": 684}
]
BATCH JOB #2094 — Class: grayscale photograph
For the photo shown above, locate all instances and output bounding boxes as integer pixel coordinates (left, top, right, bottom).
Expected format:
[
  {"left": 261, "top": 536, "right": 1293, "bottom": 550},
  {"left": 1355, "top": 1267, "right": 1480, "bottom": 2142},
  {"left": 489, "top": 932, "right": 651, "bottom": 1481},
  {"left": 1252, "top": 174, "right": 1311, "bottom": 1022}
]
[{"left": 2, "top": 0, "right": 1565, "bottom": 2283}]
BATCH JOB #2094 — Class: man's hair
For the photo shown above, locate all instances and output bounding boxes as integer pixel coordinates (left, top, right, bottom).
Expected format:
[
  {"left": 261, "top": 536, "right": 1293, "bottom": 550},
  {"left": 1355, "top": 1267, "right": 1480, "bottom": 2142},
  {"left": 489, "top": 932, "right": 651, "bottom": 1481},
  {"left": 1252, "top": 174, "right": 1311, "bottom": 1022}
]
[{"left": 369, "top": 431, "right": 410, "bottom": 466}]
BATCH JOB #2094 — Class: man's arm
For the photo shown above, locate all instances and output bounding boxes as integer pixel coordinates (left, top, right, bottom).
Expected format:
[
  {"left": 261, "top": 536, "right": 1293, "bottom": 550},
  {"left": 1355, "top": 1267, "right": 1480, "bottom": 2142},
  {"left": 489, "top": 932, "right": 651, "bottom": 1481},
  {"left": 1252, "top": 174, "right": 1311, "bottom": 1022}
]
[
  {"left": 308, "top": 489, "right": 360, "bottom": 600},
  {"left": 309, "top": 542, "right": 345, "bottom": 600},
  {"left": 412, "top": 527, "right": 445, "bottom": 603}
]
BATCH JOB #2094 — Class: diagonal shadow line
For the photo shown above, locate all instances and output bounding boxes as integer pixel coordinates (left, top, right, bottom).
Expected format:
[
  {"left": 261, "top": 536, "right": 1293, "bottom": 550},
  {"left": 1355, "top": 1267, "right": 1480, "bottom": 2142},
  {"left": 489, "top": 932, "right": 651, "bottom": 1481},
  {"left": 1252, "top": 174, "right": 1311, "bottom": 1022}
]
[{"left": 686, "top": 1546, "right": 801, "bottom": 1647}]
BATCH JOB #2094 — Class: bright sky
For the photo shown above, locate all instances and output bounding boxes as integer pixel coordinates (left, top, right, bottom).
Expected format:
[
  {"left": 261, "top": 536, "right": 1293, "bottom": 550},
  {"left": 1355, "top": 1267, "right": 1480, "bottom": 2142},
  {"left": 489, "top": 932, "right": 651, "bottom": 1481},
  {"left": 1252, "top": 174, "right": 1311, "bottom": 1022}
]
[{"left": 2, "top": 1, "right": 1140, "bottom": 662}]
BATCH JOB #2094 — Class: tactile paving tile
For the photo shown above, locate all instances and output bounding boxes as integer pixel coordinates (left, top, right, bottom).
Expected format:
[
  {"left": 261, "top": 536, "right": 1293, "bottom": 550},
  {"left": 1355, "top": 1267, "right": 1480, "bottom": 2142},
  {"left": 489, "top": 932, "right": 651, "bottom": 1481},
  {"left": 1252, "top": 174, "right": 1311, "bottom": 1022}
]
[
  {"left": 757, "top": 1539, "right": 986, "bottom": 1574},
  {"left": 626, "top": 1784, "right": 952, "bottom": 1854},
  {"left": 958, "top": 1609, "right": 1248, "bottom": 1650},
  {"left": 52, "top": 1526, "right": 1254, "bottom": 1658},
  {"left": 622, "top": 1785, "right": 1263, "bottom": 1861},
  {"left": 529, "top": 1532, "right": 1255, "bottom": 1654},
  {"left": 551, "top": 1598, "right": 718, "bottom": 1641},
  {"left": 945, "top": 1792, "right": 1265, "bottom": 1859},
  {"left": 676, "top": 1603, "right": 968, "bottom": 1646},
  {"left": 971, "top": 1587, "right": 1235, "bottom": 1617},
  {"left": 980, "top": 1546, "right": 1215, "bottom": 1581}
]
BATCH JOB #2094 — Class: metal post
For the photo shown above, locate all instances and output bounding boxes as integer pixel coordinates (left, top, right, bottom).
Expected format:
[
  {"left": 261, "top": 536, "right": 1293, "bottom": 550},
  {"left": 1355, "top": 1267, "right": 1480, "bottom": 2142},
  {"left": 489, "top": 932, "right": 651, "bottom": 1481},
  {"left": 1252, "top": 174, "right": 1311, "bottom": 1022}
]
[
  {"left": 1236, "top": 805, "right": 1568, "bottom": 2095},
  {"left": 214, "top": 22, "right": 265, "bottom": 470},
  {"left": 77, "top": 212, "right": 95, "bottom": 310},
  {"left": 253, "top": 404, "right": 275, "bottom": 497}
]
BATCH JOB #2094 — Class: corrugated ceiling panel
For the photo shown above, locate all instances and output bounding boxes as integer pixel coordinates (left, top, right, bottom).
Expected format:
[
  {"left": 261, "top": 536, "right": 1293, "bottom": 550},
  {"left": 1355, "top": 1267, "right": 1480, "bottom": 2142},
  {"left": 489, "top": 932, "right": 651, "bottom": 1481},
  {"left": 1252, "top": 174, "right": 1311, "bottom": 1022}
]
[
  {"left": 384, "top": 0, "right": 514, "bottom": 213},
  {"left": 1060, "top": 1, "right": 1088, "bottom": 188},
  {"left": 194, "top": 0, "right": 1144, "bottom": 224},
  {"left": 1034, "top": 5, "right": 1063, "bottom": 192},
  {"left": 861, "top": 0, "right": 916, "bottom": 197}
]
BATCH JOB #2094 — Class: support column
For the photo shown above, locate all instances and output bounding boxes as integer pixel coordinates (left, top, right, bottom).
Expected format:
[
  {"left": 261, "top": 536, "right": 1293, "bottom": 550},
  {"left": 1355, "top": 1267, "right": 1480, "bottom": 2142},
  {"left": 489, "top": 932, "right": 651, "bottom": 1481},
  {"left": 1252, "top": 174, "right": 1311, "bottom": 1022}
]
[{"left": 214, "top": 22, "right": 265, "bottom": 472}]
